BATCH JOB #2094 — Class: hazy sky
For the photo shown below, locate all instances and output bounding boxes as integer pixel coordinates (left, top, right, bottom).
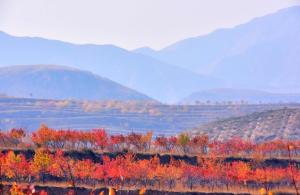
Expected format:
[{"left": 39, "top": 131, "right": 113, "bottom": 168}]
[{"left": 0, "top": 0, "right": 299, "bottom": 50}]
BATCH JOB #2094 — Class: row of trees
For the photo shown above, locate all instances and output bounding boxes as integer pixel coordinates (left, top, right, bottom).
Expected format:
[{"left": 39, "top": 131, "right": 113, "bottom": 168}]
[
  {"left": 0, "top": 150, "right": 299, "bottom": 194},
  {"left": 1, "top": 125, "right": 300, "bottom": 158},
  {"left": 0, "top": 128, "right": 26, "bottom": 147},
  {"left": 35, "top": 99, "right": 161, "bottom": 115}
]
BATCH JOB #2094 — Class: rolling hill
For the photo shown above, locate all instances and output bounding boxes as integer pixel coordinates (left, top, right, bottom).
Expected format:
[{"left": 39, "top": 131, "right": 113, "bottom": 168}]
[
  {"left": 182, "top": 88, "right": 300, "bottom": 104},
  {"left": 0, "top": 31, "right": 220, "bottom": 103},
  {"left": 189, "top": 108, "right": 300, "bottom": 142},
  {"left": 135, "top": 6, "right": 300, "bottom": 94},
  {"left": 0, "top": 65, "right": 152, "bottom": 101}
]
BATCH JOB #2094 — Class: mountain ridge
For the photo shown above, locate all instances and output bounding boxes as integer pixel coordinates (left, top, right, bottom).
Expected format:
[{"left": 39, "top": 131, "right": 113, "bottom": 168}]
[
  {"left": 1, "top": 6, "right": 300, "bottom": 101},
  {"left": 0, "top": 31, "right": 221, "bottom": 103},
  {"left": 0, "top": 64, "right": 153, "bottom": 101},
  {"left": 134, "top": 6, "right": 300, "bottom": 94},
  {"left": 182, "top": 88, "right": 300, "bottom": 104}
]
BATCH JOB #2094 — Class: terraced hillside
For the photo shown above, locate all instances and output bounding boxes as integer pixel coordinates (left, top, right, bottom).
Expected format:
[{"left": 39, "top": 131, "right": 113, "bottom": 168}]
[
  {"left": 190, "top": 108, "right": 300, "bottom": 141},
  {"left": 1, "top": 97, "right": 300, "bottom": 135}
]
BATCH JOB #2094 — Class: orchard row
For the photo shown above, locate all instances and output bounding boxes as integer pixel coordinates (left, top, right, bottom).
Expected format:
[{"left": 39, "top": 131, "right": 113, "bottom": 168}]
[
  {"left": 1, "top": 149, "right": 299, "bottom": 194},
  {"left": 1, "top": 125, "right": 299, "bottom": 158}
]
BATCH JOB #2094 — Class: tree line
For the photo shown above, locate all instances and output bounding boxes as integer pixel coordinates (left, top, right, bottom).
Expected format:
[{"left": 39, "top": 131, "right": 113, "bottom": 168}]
[
  {"left": 1, "top": 125, "right": 299, "bottom": 159},
  {"left": 0, "top": 125, "right": 300, "bottom": 194},
  {"left": 1, "top": 149, "right": 300, "bottom": 195}
]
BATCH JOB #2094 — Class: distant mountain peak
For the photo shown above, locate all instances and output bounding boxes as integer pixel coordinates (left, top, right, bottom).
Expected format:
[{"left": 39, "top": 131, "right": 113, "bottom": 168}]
[{"left": 133, "top": 46, "right": 156, "bottom": 53}]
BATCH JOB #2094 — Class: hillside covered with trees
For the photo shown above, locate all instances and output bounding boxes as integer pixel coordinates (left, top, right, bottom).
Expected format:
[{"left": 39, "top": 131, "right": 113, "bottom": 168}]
[{"left": 190, "top": 108, "right": 300, "bottom": 142}]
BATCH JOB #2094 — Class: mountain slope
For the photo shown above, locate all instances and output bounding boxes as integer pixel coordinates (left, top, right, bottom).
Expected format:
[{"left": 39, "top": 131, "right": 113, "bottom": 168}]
[
  {"left": 0, "top": 32, "right": 220, "bottom": 102},
  {"left": 190, "top": 108, "right": 300, "bottom": 142},
  {"left": 135, "top": 6, "right": 300, "bottom": 93},
  {"left": 182, "top": 88, "right": 300, "bottom": 104},
  {"left": 0, "top": 65, "right": 152, "bottom": 101}
]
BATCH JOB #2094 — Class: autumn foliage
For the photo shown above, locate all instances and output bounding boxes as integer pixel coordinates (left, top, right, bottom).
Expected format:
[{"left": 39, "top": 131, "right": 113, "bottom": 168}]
[
  {"left": 0, "top": 126, "right": 299, "bottom": 194},
  {"left": 27, "top": 126, "right": 300, "bottom": 160},
  {"left": 0, "top": 150, "right": 298, "bottom": 194}
]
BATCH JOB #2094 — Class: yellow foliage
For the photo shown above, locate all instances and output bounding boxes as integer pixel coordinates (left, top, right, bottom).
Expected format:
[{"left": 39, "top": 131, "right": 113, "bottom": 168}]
[
  {"left": 10, "top": 182, "right": 24, "bottom": 195},
  {"left": 5, "top": 151, "right": 22, "bottom": 178},
  {"left": 141, "top": 131, "right": 153, "bottom": 143},
  {"left": 259, "top": 188, "right": 266, "bottom": 195},
  {"left": 139, "top": 187, "right": 146, "bottom": 195},
  {"left": 108, "top": 187, "right": 115, "bottom": 195},
  {"left": 32, "top": 148, "right": 51, "bottom": 173},
  {"left": 268, "top": 191, "right": 273, "bottom": 195}
]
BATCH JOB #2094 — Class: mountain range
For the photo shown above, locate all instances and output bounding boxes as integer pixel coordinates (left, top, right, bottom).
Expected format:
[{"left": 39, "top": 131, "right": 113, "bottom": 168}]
[
  {"left": 135, "top": 6, "right": 300, "bottom": 95},
  {"left": 0, "top": 65, "right": 151, "bottom": 101},
  {"left": 182, "top": 88, "right": 300, "bottom": 104},
  {"left": 0, "top": 31, "right": 219, "bottom": 103},
  {"left": 0, "top": 6, "right": 300, "bottom": 102}
]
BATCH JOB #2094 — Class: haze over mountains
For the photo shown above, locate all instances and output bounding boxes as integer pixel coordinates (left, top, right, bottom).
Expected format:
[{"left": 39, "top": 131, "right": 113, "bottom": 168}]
[
  {"left": 182, "top": 88, "right": 300, "bottom": 104},
  {"left": 0, "top": 31, "right": 220, "bottom": 103},
  {"left": 0, "top": 6, "right": 299, "bottom": 102},
  {"left": 0, "top": 65, "right": 151, "bottom": 101},
  {"left": 135, "top": 6, "right": 300, "bottom": 95}
]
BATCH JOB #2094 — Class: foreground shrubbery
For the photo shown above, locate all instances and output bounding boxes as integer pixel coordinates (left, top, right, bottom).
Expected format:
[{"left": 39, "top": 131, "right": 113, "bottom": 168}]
[
  {"left": 0, "top": 149, "right": 299, "bottom": 194},
  {"left": 0, "top": 125, "right": 300, "bottom": 194}
]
